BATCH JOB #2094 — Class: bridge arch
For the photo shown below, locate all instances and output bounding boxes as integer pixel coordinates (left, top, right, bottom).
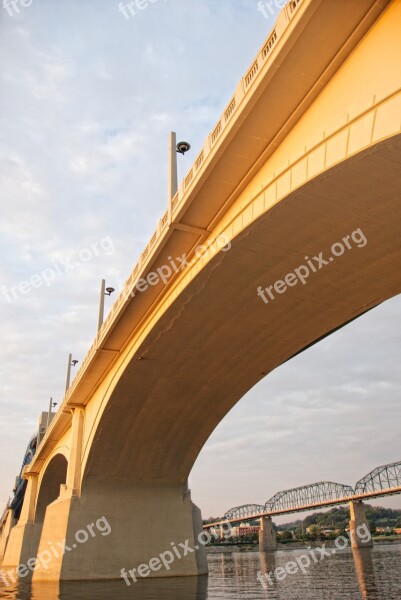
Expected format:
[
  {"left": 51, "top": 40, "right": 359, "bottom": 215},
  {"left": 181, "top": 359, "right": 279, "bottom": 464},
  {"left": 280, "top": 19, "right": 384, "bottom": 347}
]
[
  {"left": 11, "top": 0, "right": 401, "bottom": 581},
  {"left": 35, "top": 454, "right": 68, "bottom": 523},
  {"left": 79, "top": 0, "right": 401, "bottom": 490},
  {"left": 81, "top": 134, "right": 401, "bottom": 491}
]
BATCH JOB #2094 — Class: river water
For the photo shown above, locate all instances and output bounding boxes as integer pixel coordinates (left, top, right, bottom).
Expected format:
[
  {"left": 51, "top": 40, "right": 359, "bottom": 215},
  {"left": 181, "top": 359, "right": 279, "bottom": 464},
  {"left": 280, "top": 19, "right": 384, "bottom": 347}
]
[{"left": 0, "top": 544, "right": 400, "bottom": 599}]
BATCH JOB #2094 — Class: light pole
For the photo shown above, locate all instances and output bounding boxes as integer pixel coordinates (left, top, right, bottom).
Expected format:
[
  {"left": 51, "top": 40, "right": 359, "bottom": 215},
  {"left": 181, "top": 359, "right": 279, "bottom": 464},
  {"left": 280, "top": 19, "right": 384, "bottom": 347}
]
[
  {"left": 65, "top": 354, "right": 79, "bottom": 392},
  {"left": 168, "top": 131, "right": 191, "bottom": 206},
  {"left": 46, "top": 397, "right": 58, "bottom": 428},
  {"left": 168, "top": 131, "right": 178, "bottom": 203},
  {"left": 97, "top": 279, "right": 115, "bottom": 332}
]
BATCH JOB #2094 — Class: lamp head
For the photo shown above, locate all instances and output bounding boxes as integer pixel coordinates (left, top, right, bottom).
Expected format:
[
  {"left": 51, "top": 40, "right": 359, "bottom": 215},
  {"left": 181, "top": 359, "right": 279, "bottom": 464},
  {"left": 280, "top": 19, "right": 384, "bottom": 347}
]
[{"left": 176, "top": 141, "right": 191, "bottom": 155}]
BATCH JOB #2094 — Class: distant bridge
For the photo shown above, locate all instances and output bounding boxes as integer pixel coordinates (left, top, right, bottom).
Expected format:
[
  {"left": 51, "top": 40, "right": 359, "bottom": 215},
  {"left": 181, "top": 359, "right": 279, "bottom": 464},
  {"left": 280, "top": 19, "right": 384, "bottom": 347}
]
[{"left": 206, "top": 461, "right": 401, "bottom": 526}]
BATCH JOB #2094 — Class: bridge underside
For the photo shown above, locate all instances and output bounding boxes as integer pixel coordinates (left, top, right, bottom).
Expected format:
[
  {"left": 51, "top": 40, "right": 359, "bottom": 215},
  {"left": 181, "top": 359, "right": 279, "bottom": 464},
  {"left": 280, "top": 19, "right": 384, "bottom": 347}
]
[
  {"left": 3, "top": 135, "right": 401, "bottom": 583},
  {"left": 3, "top": 0, "right": 401, "bottom": 581},
  {"left": 86, "top": 135, "right": 401, "bottom": 486},
  {"left": 49, "top": 135, "right": 400, "bottom": 580}
]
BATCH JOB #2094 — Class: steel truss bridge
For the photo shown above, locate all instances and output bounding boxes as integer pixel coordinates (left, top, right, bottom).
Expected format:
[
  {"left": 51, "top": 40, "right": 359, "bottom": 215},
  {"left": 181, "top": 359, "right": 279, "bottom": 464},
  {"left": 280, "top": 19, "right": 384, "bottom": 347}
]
[{"left": 206, "top": 461, "right": 401, "bottom": 527}]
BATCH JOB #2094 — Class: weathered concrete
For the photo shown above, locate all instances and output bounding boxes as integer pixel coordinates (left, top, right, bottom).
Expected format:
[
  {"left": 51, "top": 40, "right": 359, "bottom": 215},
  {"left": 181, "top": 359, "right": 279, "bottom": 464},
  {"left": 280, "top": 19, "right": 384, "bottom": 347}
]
[
  {"left": 349, "top": 501, "right": 373, "bottom": 548},
  {"left": 2, "top": 455, "right": 69, "bottom": 578},
  {"left": 3, "top": 0, "right": 401, "bottom": 582},
  {"left": 32, "top": 483, "right": 207, "bottom": 581},
  {"left": 0, "top": 509, "right": 15, "bottom": 563},
  {"left": 1, "top": 473, "right": 40, "bottom": 575},
  {"left": 259, "top": 517, "right": 277, "bottom": 553}
]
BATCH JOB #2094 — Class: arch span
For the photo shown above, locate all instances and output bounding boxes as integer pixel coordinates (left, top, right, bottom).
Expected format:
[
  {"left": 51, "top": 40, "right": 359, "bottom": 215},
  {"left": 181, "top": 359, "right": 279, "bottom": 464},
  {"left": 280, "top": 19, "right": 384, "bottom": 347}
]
[
  {"left": 67, "top": 136, "right": 401, "bottom": 581},
  {"left": 82, "top": 135, "right": 401, "bottom": 490},
  {"left": 35, "top": 454, "right": 68, "bottom": 523}
]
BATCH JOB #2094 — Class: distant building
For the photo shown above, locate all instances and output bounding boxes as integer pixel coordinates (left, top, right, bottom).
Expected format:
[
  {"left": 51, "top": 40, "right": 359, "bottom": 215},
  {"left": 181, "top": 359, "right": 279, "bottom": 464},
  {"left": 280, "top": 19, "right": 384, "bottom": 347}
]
[
  {"left": 231, "top": 522, "right": 260, "bottom": 537},
  {"left": 322, "top": 529, "right": 338, "bottom": 535},
  {"left": 376, "top": 527, "right": 393, "bottom": 534}
]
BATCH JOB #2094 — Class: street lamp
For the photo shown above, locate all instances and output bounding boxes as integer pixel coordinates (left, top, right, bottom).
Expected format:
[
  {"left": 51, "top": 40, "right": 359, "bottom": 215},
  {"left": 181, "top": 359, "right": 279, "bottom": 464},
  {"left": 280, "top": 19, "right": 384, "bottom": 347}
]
[
  {"left": 168, "top": 131, "right": 191, "bottom": 203},
  {"left": 176, "top": 141, "right": 191, "bottom": 155},
  {"left": 46, "top": 397, "right": 58, "bottom": 428},
  {"left": 65, "top": 354, "right": 79, "bottom": 392},
  {"left": 97, "top": 279, "right": 115, "bottom": 331}
]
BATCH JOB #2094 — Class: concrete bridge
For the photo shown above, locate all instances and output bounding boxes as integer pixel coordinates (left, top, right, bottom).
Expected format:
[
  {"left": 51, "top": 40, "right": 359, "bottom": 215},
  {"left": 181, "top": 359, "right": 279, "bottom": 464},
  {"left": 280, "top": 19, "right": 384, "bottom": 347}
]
[{"left": 1, "top": 0, "right": 401, "bottom": 582}]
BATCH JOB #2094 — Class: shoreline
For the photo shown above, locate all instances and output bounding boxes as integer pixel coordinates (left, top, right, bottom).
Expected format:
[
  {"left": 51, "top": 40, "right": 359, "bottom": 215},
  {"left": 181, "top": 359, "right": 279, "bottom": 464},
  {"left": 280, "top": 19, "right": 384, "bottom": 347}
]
[{"left": 206, "top": 539, "right": 401, "bottom": 553}]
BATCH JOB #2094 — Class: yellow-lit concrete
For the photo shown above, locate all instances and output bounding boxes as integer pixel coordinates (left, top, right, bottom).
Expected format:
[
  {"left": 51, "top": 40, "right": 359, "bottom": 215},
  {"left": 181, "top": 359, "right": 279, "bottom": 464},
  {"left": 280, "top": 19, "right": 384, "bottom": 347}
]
[
  {"left": 0, "top": 510, "right": 15, "bottom": 562},
  {"left": 2, "top": 0, "right": 401, "bottom": 582},
  {"left": 349, "top": 502, "right": 373, "bottom": 548}
]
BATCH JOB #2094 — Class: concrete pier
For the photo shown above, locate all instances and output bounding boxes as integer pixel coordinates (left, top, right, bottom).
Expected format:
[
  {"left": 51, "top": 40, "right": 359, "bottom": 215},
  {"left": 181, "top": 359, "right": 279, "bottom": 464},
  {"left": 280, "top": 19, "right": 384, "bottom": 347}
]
[
  {"left": 349, "top": 501, "right": 373, "bottom": 548},
  {"left": 0, "top": 509, "right": 15, "bottom": 562},
  {"left": 259, "top": 517, "right": 277, "bottom": 552}
]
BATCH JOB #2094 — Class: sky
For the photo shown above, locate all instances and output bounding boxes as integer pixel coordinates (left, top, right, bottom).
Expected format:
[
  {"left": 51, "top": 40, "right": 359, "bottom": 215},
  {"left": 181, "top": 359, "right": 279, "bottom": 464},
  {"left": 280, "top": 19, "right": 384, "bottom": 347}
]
[{"left": 0, "top": 0, "right": 400, "bottom": 522}]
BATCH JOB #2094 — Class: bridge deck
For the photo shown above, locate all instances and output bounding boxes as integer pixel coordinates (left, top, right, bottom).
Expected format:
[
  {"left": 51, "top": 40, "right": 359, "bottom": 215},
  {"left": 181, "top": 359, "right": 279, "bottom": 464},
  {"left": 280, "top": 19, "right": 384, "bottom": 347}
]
[{"left": 28, "top": 0, "right": 392, "bottom": 473}]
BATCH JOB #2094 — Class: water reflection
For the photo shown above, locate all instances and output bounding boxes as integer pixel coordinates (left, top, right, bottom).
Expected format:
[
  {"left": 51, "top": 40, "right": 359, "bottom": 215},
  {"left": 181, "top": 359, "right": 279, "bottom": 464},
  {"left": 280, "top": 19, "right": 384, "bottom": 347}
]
[
  {"left": 0, "top": 546, "right": 400, "bottom": 599},
  {"left": 353, "top": 548, "right": 377, "bottom": 600},
  {"left": 259, "top": 551, "right": 278, "bottom": 598},
  {"left": 0, "top": 575, "right": 209, "bottom": 600}
]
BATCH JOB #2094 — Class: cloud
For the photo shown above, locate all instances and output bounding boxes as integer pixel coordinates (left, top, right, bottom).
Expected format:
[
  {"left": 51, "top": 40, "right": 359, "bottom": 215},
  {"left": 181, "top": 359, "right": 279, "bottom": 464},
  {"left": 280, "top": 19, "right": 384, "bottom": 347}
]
[{"left": 192, "top": 296, "right": 401, "bottom": 516}]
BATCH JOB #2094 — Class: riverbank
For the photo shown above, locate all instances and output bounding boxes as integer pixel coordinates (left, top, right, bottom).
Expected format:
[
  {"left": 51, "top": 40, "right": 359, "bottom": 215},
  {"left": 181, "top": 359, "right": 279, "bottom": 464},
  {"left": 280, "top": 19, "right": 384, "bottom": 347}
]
[{"left": 206, "top": 538, "right": 401, "bottom": 553}]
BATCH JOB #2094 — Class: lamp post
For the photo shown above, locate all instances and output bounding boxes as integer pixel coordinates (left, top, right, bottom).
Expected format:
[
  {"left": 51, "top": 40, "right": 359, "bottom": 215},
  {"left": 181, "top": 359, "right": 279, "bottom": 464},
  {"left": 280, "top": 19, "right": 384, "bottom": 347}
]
[
  {"left": 168, "top": 131, "right": 191, "bottom": 206},
  {"left": 65, "top": 354, "right": 79, "bottom": 392},
  {"left": 46, "top": 397, "right": 58, "bottom": 428},
  {"left": 97, "top": 279, "right": 115, "bottom": 332},
  {"left": 168, "top": 131, "right": 178, "bottom": 203}
]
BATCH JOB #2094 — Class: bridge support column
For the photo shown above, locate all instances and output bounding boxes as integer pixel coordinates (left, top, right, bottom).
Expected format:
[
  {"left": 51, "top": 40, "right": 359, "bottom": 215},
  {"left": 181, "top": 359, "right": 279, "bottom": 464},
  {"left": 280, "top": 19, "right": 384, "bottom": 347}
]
[
  {"left": 259, "top": 516, "right": 277, "bottom": 553},
  {"left": 0, "top": 509, "right": 15, "bottom": 562},
  {"left": 65, "top": 407, "right": 84, "bottom": 497},
  {"left": 349, "top": 501, "right": 373, "bottom": 548},
  {"left": 1, "top": 473, "right": 41, "bottom": 574},
  {"left": 29, "top": 408, "right": 85, "bottom": 582},
  {"left": 31, "top": 481, "right": 207, "bottom": 581}
]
